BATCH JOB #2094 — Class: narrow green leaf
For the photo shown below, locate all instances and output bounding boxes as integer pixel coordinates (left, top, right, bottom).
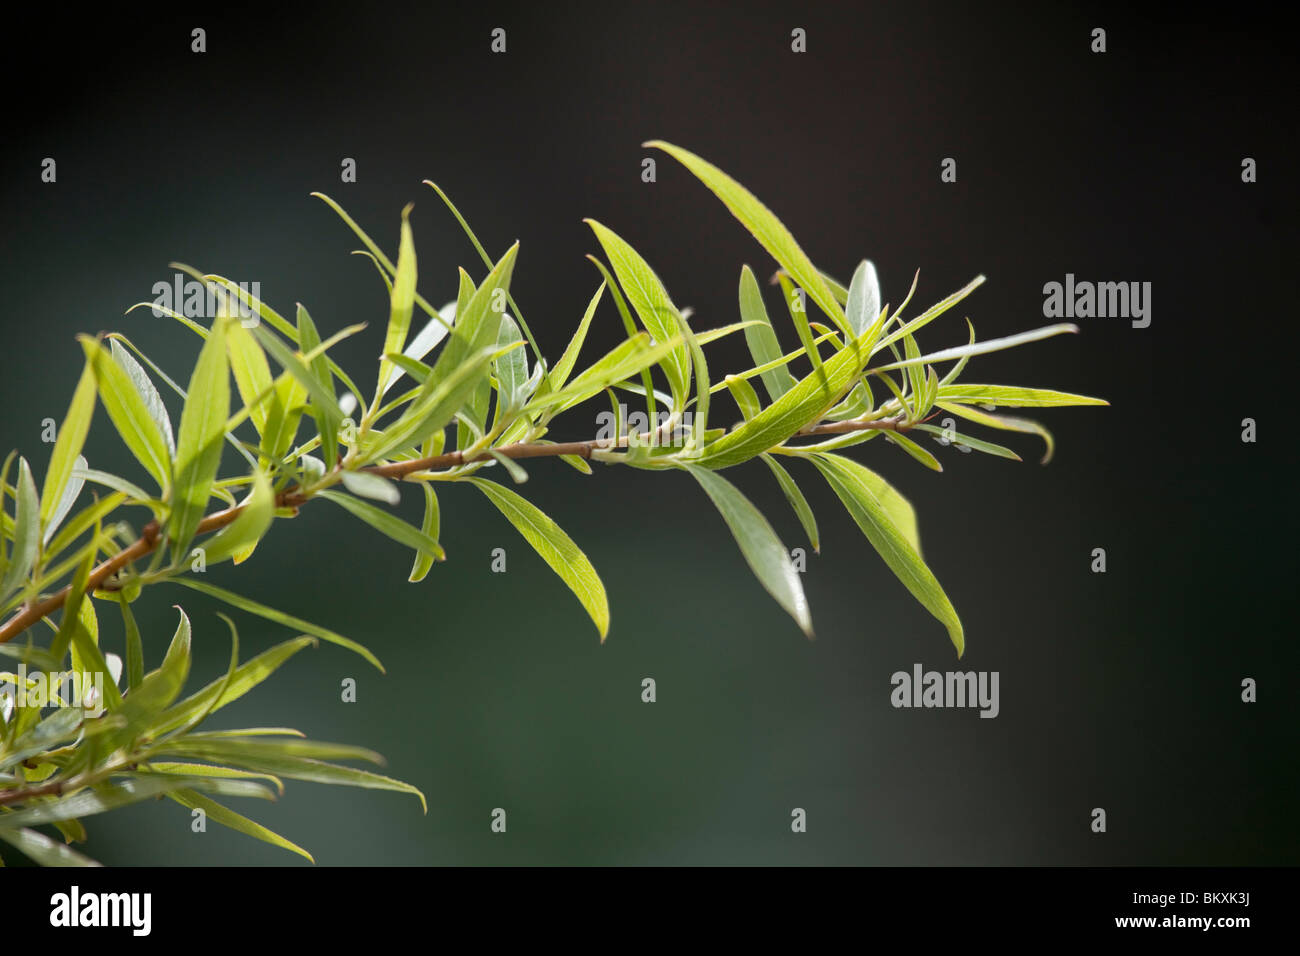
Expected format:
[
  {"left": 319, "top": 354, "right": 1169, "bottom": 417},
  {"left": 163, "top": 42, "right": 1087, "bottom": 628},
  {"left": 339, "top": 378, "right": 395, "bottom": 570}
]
[
  {"left": 170, "top": 317, "right": 231, "bottom": 561},
  {"left": 846, "top": 260, "right": 882, "bottom": 338},
  {"left": 168, "top": 578, "right": 384, "bottom": 672},
  {"left": 550, "top": 282, "right": 605, "bottom": 390},
  {"left": 936, "top": 384, "right": 1109, "bottom": 408},
  {"left": 340, "top": 470, "right": 401, "bottom": 506},
  {"left": 226, "top": 322, "right": 275, "bottom": 436},
  {"left": 885, "top": 430, "right": 944, "bottom": 472},
  {"left": 167, "top": 789, "right": 314, "bottom": 862},
  {"left": 811, "top": 454, "right": 962, "bottom": 655},
  {"left": 409, "top": 483, "right": 442, "bottom": 582},
  {"left": 0, "top": 775, "right": 270, "bottom": 830},
  {"left": 296, "top": 304, "right": 344, "bottom": 470},
  {"left": 318, "top": 490, "right": 441, "bottom": 562},
  {"left": 494, "top": 313, "right": 528, "bottom": 414},
  {"left": 913, "top": 423, "right": 1022, "bottom": 461},
  {"left": 871, "top": 275, "right": 987, "bottom": 357},
  {"left": 363, "top": 343, "right": 513, "bottom": 462},
  {"left": 697, "top": 326, "right": 875, "bottom": 469},
  {"left": 646, "top": 141, "right": 849, "bottom": 334},
  {"left": 739, "top": 265, "right": 797, "bottom": 402},
  {"left": 40, "top": 360, "right": 97, "bottom": 532},
  {"left": 152, "top": 636, "right": 316, "bottom": 736},
  {"left": 377, "top": 205, "right": 418, "bottom": 399},
  {"left": 0, "top": 459, "right": 38, "bottom": 601},
  {"left": 585, "top": 219, "right": 691, "bottom": 408},
  {"left": 871, "top": 324, "right": 1081, "bottom": 373},
  {"left": 0, "top": 828, "right": 102, "bottom": 867},
  {"left": 467, "top": 478, "right": 609, "bottom": 640},
  {"left": 80, "top": 336, "right": 173, "bottom": 493},
  {"left": 118, "top": 592, "right": 144, "bottom": 691},
  {"left": 936, "top": 402, "right": 1056, "bottom": 464},
  {"left": 433, "top": 244, "right": 519, "bottom": 382},
  {"left": 201, "top": 468, "right": 274, "bottom": 565},
  {"left": 726, "top": 375, "right": 762, "bottom": 421},
  {"left": 760, "top": 454, "right": 819, "bottom": 553},
  {"left": 682, "top": 464, "right": 811, "bottom": 637}
]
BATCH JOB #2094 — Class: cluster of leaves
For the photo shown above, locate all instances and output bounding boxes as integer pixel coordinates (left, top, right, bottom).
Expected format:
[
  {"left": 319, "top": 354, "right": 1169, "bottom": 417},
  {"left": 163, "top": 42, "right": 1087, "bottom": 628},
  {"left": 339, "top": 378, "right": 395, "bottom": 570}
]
[{"left": 0, "top": 141, "right": 1103, "bottom": 865}]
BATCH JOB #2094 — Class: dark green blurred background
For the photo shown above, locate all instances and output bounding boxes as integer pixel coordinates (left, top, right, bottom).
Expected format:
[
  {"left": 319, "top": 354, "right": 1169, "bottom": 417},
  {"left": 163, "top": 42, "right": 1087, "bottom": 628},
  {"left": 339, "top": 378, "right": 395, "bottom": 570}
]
[{"left": 1, "top": 3, "right": 1294, "bottom": 864}]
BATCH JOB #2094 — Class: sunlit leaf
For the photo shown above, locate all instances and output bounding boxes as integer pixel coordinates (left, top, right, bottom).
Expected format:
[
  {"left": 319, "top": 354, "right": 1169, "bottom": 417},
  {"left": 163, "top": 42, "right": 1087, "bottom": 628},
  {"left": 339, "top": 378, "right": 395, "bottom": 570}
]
[
  {"left": 40, "top": 359, "right": 96, "bottom": 534},
  {"left": 168, "top": 578, "right": 383, "bottom": 672},
  {"left": 683, "top": 464, "right": 811, "bottom": 637},
  {"left": 811, "top": 453, "right": 962, "bottom": 655},
  {"left": 170, "top": 316, "right": 231, "bottom": 561},
  {"left": 467, "top": 478, "right": 609, "bottom": 640},
  {"left": 646, "top": 141, "right": 848, "bottom": 334}
]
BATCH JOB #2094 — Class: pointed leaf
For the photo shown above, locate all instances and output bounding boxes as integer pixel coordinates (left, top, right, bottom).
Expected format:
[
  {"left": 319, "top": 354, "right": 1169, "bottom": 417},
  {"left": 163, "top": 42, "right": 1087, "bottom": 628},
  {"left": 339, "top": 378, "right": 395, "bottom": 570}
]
[
  {"left": 80, "top": 336, "right": 173, "bottom": 492},
  {"left": 647, "top": 141, "right": 848, "bottom": 333},
  {"left": 168, "top": 578, "right": 383, "bottom": 672},
  {"left": 40, "top": 360, "right": 97, "bottom": 532},
  {"left": 171, "top": 317, "right": 231, "bottom": 560},
  {"left": 811, "top": 454, "right": 961, "bottom": 655},
  {"left": 466, "top": 478, "right": 609, "bottom": 640},
  {"left": 683, "top": 464, "right": 811, "bottom": 637}
]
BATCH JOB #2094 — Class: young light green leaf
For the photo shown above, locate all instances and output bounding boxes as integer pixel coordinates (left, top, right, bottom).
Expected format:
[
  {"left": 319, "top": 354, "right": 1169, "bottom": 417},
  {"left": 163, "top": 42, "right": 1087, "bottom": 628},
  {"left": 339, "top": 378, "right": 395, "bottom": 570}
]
[
  {"left": 494, "top": 313, "right": 528, "bottom": 412},
  {"left": 811, "top": 454, "right": 962, "bottom": 655},
  {"left": 409, "top": 483, "right": 442, "bottom": 582},
  {"left": 340, "top": 470, "right": 401, "bottom": 506},
  {"left": 0, "top": 827, "right": 102, "bottom": 867},
  {"left": 118, "top": 592, "right": 144, "bottom": 691},
  {"left": 739, "top": 264, "right": 797, "bottom": 403},
  {"left": 870, "top": 324, "right": 1081, "bottom": 373},
  {"left": 40, "top": 360, "right": 96, "bottom": 533},
  {"left": 646, "top": 141, "right": 849, "bottom": 335},
  {"left": 377, "top": 205, "right": 418, "bottom": 399},
  {"left": 202, "top": 468, "right": 274, "bottom": 565},
  {"left": 936, "top": 384, "right": 1109, "bottom": 408},
  {"left": 0, "top": 459, "right": 38, "bottom": 601},
  {"left": 167, "top": 789, "right": 314, "bottom": 862},
  {"left": 936, "top": 401, "right": 1056, "bottom": 464},
  {"left": 170, "top": 316, "right": 231, "bottom": 561},
  {"left": 696, "top": 326, "right": 874, "bottom": 469},
  {"left": 433, "top": 243, "right": 519, "bottom": 381},
  {"left": 846, "top": 260, "right": 881, "bottom": 338},
  {"left": 42, "top": 455, "right": 87, "bottom": 547},
  {"left": 885, "top": 430, "right": 943, "bottom": 472},
  {"left": 110, "top": 607, "right": 192, "bottom": 732},
  {"left": 550, "top": 282, "right": 605, "bottom": 391},
  {"left": 585, "top": 219, "right": 692, "bottom": 408},
  {"left": 913, "top": 423, "right": 1022, "bottom": 461},
  {"left": 226, "top": 322, "right": 275, "bottom": 436},
  {"left": 871, "top": 275, "right": 986, "bottom": 357},
  {"left": 683, "top": 464, "right": 812, "bottom": 637},
  {"left": 80, "top": 336, "right": 173, "bottom": 493},
  {"left": 295, "top": 304, "right": 344, "bottom": 470},
  {"left": 467, "top": 478, "right": 609, "bottom": 640},
  {"left": 151, "top": 636, "right": 316, "bottom": 736},
  {"left": 152, "top": 743, "right": 425, "bottom": 812},
  {"left": 760, "top": 454, "right": 819, "bottom": 553},
  {"left": 726, "top": 375, "right": 762, "bottom": 421}
]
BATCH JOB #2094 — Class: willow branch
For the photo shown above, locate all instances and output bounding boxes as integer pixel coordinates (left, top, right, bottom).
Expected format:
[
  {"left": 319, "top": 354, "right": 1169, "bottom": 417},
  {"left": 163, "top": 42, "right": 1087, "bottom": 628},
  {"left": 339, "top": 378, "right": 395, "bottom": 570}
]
[{"left": 0, "top": 416, "right": 915, "bottom": 646}]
